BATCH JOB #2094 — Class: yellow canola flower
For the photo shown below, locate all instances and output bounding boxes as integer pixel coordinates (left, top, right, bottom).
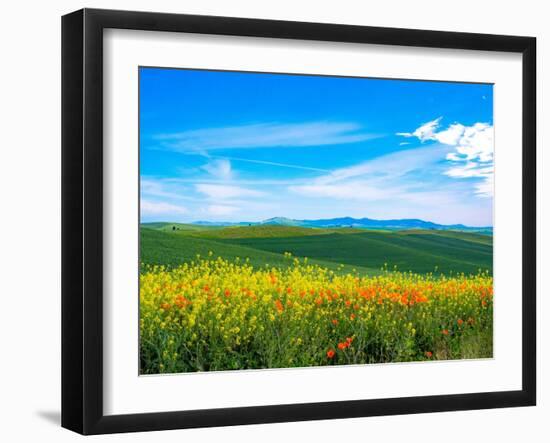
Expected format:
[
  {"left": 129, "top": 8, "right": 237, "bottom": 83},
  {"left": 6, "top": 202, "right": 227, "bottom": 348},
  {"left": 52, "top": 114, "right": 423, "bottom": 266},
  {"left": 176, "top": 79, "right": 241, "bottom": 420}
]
[{"left": 139, "top": 255, "right": 493, "bottom": 373}]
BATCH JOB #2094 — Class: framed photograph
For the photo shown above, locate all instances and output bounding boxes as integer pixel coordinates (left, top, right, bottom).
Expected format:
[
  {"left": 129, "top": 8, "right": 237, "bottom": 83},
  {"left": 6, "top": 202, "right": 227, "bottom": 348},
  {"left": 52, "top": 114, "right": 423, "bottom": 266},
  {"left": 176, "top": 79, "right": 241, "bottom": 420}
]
[{"left": 62, "top": 8, "right": 536, "bottom": 435}]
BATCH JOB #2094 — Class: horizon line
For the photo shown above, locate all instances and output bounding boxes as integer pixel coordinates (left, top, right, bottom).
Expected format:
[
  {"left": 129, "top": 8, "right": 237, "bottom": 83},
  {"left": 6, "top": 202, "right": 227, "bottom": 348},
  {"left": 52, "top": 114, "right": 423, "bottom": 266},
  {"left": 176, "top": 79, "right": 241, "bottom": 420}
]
[{"left": 140, "top": 216, "right": 493, "bottom": 229}]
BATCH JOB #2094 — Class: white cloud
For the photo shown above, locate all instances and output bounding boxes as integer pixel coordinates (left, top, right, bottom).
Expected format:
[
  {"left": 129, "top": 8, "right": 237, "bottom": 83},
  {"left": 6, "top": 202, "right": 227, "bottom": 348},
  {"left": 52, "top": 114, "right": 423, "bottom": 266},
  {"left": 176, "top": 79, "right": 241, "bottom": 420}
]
[
  {"left": 141, "top": 178, "right": 183, "bottom": 200},
  {"left": 444, "top": 162, "right": 492, "bottom": 179},
  {"left": 214, "top": 155, "right": 329, "bottom": 173},
  {"left": 396, "top": 117, "right": 442, "bottom": 141},
  {"left": 287, "top": 139, "right": 494, "bottom": 225},
  {"left": 398, "top": 119, "right": 492, "bottom": 161},
  {"left": 141, "top": 178, "right": 201, "bottom": 202},
  {"left": 195, "top": 184, "right": 264, "bottom": 200},
  {"left": 289, "top": 145, "right": 446, "bottom": 202},
  {"left": 200, "top": 159, "right": 232, "bottom": 179},
  {"left": 289, "top": 181, "right": 405, "bottom": 201},
  {"left": 140, "top": 200, "right": 187, "bottom": 216},
  {"left": 434, "top": 123, "right": 465, "bottom": 145},
  {"left": 206, "top": 205, "right": 239, "bottom": 216},
  {"left": 398, "top": 118, "right": 494, "bottom": 198},
  {"left": 154, "top": 121, "right": 377, "bottom": 152},
  {"left": 316, "top": 144, "right": 448, "bottom": 185},
  {"left": 140, "top": 178, "right": 278, "bottom": 222},
  {"left": 474, "top": 173, "right": 494, "bottom": 198},
  {"left": 443, "top": 162, "right": 493, "bottom": 198},
  {"left": 397, "top": 119, "right": 465, "bottom": 146},
  {"left": 451, "top": 123, "right": 493, "bottom": 162},
  {"left": 444, "top": 123, "right": 494, "bottom": 198}
]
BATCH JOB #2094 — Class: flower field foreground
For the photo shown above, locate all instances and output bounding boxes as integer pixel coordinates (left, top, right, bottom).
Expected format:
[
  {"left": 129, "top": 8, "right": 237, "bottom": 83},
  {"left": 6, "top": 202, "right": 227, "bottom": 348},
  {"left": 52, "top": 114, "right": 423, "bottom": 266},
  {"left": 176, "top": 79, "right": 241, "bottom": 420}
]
[{"left": 140, "top": 254, "right": 493, "bottom": 374}]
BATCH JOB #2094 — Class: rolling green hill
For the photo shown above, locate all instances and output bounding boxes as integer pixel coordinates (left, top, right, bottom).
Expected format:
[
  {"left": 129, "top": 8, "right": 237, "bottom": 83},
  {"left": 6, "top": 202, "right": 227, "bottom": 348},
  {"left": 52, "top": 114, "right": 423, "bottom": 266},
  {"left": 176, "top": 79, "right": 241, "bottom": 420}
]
[
  {"left": 140, "top": 228, "right": 380, "bottom": 275},
  {"left": 186, "top": 224, "right": 364, "bottom": 239},
  {"left": 140, "top": 224, "right": 492, "bottom": 276},
  {"left": 216, "top": 231, "right": 492, "bottom": 275},
  {"left": 398, "top": 229, "right": 493, "bottom": 245},
  {"left": 141, "top": 222, "right": 219, "bottom": 232}
]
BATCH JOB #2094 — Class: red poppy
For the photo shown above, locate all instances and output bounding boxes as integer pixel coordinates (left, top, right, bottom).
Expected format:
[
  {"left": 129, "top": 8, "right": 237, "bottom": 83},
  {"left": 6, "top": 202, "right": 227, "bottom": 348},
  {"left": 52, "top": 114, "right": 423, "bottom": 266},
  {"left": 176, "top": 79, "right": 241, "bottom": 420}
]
[{"left": 326, "top": 349, "right": 335, "bottom": 359}]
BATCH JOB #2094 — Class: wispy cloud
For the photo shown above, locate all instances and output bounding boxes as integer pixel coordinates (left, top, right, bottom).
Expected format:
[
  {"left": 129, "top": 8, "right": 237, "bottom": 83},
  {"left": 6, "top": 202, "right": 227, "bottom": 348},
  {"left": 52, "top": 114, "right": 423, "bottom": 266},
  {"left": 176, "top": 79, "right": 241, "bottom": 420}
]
[
  {"left": 314, "top": 144, "right": 449, "bottom": 185},
  {"left": 473, "top": 173, "right": 493, "bottom": 198},
  {"left": 206, "top": 205, "right": 240, "bottom": 216},
  {"left": 289, "top": 182, "right": 406, "bottom": 201},
  {"left": 397, "top": 117, "right": 468, "bottom": 146},
  {"left": 398, "top": 118, "right": 494, "bottom": 198},
  {"left": 213, "top": 155, "right": 329, "bottom": 173},
  {"left": 154, "top": 121, "right": 378, "bottom": 152},
  {"left": 141, "top": 144, "right": 491, "bottom": 226},
  {"left": 397, "top": 117, "right": 442, "bottom": 141},
  {"left": 286, "top": 144, "right": 492, "bottom": 226},
  {"left": 289, "top": 145, "right": 448, "bottom": 201},
  {"left": 141, "top": 178, "right": 189, "bottom": 201},
  {"left": 140, "top": 178, "right": 277, "bottom": 222},
  {"left": 140, "top": 200, "right": 187, "bottom": 216},
  {"left": 444, "top": 162, "right": 493, "bottom": 179},
  {"left": 200, "top": 159, "right": 233, "bottom": 179},
  {"left": 195, "top": 184, "right": 265, "bottom": 200},
  {"left": 443, "top": 161, "right": 493, "bottom": 198}
]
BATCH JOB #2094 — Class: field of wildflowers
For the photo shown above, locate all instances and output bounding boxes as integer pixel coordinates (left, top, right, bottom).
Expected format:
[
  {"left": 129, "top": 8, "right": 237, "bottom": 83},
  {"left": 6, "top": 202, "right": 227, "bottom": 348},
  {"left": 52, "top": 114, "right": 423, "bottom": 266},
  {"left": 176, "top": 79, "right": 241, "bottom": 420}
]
[{"left": 140, "top": 253, "right": 493, "bottom": 374}]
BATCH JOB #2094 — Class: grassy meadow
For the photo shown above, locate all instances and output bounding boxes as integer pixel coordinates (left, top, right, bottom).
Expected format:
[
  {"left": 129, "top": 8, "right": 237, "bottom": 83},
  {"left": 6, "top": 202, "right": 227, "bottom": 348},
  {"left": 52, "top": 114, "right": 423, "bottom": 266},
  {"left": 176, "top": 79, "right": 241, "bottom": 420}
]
[{"left": 139, "top": 223, "right": 493, "bottom": 374}]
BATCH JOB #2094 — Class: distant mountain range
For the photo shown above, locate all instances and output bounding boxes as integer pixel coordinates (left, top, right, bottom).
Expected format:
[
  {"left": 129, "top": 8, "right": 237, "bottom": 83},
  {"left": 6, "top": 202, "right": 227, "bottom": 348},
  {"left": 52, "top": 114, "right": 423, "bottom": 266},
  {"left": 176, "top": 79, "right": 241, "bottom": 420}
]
[{"left": 191, "top": 217, "right": 493, "bottom": 233}]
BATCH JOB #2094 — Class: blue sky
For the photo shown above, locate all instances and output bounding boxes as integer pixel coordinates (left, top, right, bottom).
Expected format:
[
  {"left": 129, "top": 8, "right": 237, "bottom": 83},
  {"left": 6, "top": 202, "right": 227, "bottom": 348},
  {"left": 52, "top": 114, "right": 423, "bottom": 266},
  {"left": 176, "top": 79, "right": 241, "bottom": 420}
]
[{"left": 140, "top": 67, "right": 494, "bottom": 226}]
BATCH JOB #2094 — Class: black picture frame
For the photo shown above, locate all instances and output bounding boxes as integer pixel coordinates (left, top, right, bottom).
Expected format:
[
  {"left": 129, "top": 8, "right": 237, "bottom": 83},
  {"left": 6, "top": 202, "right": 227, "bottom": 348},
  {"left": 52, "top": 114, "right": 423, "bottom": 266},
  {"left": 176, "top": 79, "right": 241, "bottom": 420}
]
[{"left": 62, "top": 8, "right": 536, "bottom": 435}]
